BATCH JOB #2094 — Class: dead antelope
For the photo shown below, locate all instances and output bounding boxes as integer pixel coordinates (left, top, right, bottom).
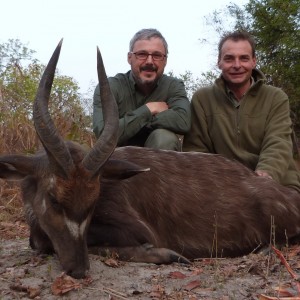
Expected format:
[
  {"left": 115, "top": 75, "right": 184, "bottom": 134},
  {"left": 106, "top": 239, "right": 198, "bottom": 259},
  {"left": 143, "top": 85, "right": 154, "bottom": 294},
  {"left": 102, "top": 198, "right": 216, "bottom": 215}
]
[{"left": 1, "top": 41, "right": 300, "bottom": 279}]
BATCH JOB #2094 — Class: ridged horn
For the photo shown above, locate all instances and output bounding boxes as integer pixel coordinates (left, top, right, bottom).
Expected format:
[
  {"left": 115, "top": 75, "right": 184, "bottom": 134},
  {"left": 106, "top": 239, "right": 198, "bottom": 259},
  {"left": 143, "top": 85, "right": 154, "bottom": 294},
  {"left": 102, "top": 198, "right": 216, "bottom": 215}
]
[
  {"left": 33, "top": 39, "right": 74, "bottom": 178},
  {"left": 82, "top": 47, "right": 119, "bottom": 177}
]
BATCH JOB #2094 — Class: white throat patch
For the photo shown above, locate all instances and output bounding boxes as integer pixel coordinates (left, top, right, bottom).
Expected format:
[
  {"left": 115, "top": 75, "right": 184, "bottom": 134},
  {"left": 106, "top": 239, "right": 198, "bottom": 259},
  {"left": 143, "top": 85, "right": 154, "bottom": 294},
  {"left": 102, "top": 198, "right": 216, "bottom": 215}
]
[{"left": 64, "top": 216, "right": 88, "bottom": 240}]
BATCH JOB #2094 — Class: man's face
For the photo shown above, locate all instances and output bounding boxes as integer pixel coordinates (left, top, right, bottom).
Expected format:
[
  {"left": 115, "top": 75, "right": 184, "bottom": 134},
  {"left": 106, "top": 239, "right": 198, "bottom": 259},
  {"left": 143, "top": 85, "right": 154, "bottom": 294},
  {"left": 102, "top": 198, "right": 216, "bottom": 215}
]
[
  {"left": 218, "top": 39, "right": 256, "bottom": 89},
  {"left": 127, "top": 37, "right": 167, "bottom": 87}
]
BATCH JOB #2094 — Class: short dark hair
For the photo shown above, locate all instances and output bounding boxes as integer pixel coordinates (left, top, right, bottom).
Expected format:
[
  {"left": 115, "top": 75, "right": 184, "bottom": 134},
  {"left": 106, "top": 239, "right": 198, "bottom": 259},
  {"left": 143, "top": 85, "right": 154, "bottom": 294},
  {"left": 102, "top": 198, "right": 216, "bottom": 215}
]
[
  {"left": 218, "top": 31, "right": 256, "bottom": 61},
  {"left": 129, "top": 28, "right": 169, "bottom": 55}
]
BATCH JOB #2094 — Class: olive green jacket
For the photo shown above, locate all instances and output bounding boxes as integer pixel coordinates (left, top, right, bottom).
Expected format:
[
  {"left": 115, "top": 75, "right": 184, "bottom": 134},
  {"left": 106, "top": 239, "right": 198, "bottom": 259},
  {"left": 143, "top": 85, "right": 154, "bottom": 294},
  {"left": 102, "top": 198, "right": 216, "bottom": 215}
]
[
  {"left": 93, "top": 71, "right": 191, "bottom": 146},
  {"left": 183, "top": 69, "right": 300, "bottom": 191}
]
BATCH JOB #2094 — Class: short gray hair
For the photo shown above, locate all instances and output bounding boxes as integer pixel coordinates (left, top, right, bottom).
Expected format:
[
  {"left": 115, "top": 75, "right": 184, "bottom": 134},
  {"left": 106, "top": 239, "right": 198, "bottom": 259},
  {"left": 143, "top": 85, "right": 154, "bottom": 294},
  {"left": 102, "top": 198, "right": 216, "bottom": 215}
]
[{"left": 129, "top": 28, "right": 169, "bottom": 55}]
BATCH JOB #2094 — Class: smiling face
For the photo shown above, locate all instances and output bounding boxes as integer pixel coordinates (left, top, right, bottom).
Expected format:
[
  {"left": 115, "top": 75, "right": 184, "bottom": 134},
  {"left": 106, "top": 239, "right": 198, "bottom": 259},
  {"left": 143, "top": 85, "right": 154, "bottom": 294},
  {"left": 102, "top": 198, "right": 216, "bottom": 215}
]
[
  {"left": 127, "top": 37, "right": 167, "bottom": 91},
  {"left": 218, "top": 39, "right": 257, "bottom": 92}
]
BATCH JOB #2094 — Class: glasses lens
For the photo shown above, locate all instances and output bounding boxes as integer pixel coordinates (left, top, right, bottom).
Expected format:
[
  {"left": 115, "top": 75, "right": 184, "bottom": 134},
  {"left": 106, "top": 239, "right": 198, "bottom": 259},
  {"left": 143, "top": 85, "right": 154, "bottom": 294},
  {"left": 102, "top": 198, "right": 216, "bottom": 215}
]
[
  {"left": 152, "top": 53, "right": 164, "bottom": 61},
  {"left": 134, "top": 52, "right": 165, "bottom": 61},
  {"left": 135, "top": 52, "right": 148, "bottom": 60}
]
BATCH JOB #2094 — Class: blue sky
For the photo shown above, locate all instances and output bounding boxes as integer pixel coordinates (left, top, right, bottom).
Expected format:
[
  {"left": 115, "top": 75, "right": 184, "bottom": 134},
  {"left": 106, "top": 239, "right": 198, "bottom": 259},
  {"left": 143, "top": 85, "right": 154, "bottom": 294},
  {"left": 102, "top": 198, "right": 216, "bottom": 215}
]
[{"left": 1, "top": 0, "right": 248, "bottom": 94}]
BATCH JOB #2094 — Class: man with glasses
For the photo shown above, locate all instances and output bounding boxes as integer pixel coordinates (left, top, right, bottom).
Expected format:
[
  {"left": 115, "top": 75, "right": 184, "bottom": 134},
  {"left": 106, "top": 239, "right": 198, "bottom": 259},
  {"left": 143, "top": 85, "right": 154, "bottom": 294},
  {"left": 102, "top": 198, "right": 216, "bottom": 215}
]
[{"left": 93, "top": 28, "right": 190, "bottom": 150}]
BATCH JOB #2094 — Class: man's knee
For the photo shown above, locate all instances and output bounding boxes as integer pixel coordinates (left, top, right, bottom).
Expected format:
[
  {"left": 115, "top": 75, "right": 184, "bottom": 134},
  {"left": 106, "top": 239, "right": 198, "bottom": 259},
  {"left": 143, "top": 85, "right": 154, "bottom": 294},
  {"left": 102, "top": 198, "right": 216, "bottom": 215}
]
[{"left": 144, "top": 129, "right": 182, "bottom": 151}]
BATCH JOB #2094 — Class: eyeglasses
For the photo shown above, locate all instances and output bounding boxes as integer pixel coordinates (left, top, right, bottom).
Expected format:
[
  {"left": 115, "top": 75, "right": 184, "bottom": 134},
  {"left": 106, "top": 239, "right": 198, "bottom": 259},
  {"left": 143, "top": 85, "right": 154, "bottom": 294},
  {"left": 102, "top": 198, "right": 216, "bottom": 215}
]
[{"left": 131, "top": 51, "right": 167, "bottom": 61}]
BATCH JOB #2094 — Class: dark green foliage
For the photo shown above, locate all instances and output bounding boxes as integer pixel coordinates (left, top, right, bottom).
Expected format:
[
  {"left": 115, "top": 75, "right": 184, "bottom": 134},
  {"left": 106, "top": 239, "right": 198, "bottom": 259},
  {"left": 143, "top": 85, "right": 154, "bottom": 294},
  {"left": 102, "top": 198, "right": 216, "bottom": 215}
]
[{"left": 246, "top": 0, "right": 300, "bottom": 131}]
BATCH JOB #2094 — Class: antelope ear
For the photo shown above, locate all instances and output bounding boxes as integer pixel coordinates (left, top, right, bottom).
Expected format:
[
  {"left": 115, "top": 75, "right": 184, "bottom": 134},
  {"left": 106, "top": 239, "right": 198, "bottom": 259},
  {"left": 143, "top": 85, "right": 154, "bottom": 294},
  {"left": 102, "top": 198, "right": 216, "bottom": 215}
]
[
  {"left": 101, "top": 159, "right": 150, "bottom": 180},
  {"left": 0, "top": 155, "right": 35, "bottom": 180}
]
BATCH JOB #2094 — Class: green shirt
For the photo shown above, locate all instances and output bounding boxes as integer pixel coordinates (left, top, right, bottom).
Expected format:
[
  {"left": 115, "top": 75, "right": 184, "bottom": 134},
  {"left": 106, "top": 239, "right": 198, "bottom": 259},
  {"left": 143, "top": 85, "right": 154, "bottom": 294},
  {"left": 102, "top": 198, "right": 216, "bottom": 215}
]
[
  {"left": 93, "top": 71, "right": 191, "bottom": 146},
  {"left": 183, "top": 69, "right": 300, "bottom": 191}
]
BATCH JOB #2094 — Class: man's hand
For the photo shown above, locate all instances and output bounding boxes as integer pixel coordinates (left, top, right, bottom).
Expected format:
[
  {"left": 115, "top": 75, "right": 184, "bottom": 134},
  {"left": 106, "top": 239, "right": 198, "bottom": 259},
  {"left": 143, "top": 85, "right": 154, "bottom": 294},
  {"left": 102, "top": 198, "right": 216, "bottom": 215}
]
[
  {"left": 146, "top": 102, "right": 168, "bottom": 115},
  {"left": 255, "top": 170, "right": 272, "bottom": 179}
]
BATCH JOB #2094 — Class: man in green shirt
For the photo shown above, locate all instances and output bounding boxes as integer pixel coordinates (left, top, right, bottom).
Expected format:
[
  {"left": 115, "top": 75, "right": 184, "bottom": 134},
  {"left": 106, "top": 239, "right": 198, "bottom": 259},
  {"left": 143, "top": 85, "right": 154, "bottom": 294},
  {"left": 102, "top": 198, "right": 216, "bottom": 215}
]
[
  {"left": 183, "top": 31, "right": 300, "bottom": 191},
  {"left": 93, "top": 28, "right": 191, "bottom": 151}
]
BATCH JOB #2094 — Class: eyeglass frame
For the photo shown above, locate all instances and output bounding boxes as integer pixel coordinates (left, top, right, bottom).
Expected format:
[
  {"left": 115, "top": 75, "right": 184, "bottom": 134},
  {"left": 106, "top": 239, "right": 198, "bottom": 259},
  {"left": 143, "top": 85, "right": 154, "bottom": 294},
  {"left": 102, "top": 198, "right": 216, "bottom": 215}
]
[{"left": 130, "top": 51, "right": 167, "bottom": 61}]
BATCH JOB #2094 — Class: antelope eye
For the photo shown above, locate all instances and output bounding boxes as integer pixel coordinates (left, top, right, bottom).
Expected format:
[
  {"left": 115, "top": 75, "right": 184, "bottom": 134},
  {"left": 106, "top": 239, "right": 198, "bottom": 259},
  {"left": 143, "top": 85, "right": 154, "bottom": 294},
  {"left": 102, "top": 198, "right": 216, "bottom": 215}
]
[{"left": 48, "top": 193, "right": 61, "bottom": 209}]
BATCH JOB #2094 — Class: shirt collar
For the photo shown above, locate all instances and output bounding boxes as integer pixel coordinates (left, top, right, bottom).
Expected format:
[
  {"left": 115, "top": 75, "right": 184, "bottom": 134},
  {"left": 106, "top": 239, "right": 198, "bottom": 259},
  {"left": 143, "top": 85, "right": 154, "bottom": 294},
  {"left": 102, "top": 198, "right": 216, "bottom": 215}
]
[{"left": 226, "top": 77, "right": 254, "bottom": 107}]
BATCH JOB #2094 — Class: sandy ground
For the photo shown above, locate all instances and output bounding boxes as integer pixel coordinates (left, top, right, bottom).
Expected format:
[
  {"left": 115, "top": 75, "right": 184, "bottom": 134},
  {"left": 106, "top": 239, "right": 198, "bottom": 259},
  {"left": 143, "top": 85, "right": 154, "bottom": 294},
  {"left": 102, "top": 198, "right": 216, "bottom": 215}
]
[{"left": 1, "top": 235, "right": 300, "bottom": 300}]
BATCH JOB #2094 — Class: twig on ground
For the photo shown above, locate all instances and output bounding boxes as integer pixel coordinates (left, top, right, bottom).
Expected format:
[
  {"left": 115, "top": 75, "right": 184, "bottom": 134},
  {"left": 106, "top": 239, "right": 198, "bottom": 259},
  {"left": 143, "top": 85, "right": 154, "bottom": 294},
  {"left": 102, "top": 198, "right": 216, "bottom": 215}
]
[
  {"left": 272, "top": 245, "right": 300, "bottom": 295},
  {"left": 103, "top": 287, "right": 128, "bottom": 299}
]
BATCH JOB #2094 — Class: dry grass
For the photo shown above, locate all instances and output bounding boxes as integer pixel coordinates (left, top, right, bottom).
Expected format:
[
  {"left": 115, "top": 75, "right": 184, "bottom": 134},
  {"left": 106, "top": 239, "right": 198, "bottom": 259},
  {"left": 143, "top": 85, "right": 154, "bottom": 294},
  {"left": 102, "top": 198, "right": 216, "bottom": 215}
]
[
  {"left": 0, "top": 116, "right": 34, "bottom": 236},
  {"left": 0, "top": 180, "right": 23, "bottom": 220},
  {"left": 0, "top": 179, "right": 28, "bottom": 239}
]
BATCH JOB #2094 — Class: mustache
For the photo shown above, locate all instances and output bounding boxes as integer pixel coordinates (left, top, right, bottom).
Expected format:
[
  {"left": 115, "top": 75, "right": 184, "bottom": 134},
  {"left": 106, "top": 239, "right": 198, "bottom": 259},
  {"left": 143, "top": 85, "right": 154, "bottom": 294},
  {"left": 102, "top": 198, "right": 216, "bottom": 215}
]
[{"left": 140, "top": 65, "right": 158, "bottom": 72}]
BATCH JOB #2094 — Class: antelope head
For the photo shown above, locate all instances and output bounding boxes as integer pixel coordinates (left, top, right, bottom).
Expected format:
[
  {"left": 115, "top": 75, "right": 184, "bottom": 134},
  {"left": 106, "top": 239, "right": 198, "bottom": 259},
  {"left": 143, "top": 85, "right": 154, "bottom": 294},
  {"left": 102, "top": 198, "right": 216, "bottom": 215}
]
[{"left": 0, "top": 40, "right": 119, "bottom": 278}]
